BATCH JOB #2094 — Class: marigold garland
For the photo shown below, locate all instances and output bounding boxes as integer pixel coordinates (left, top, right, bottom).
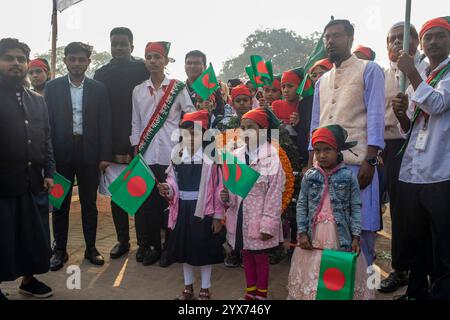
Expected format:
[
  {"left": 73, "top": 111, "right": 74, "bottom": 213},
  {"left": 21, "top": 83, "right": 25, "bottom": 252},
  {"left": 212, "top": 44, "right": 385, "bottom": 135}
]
[
  {"left": 271, "top": 140, "right": 295, "bottom": 214},
  {"left": 279, "top": 146, "right": 295, "bottom": 214}
]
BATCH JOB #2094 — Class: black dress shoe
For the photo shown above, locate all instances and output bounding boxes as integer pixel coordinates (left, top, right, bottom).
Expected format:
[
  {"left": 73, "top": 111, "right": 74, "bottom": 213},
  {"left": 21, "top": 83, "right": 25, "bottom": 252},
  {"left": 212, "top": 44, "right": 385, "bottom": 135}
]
[
  {"left": 85, "top": 247, "right": 105, "bottom": 266},
  {"left": 19, "top": 277, "right": 53, "bottom": 299},
  {"left": 379, "top": 271, "right": 409, "bottom": 293},
  {"left": 159, "top": 250, "right": 174, "bottom": 268},
  {"left": 143, "top": 248, "right": 161, "bottom": 266},
  {"left": 110, "top": 243, "right": 130, "bottom": 259},
  {"left": 136, "top": 247, "right": 147, "bottom": 263},
  {"left": 50, "top": 250, "right": 68, "bottom": 272}
]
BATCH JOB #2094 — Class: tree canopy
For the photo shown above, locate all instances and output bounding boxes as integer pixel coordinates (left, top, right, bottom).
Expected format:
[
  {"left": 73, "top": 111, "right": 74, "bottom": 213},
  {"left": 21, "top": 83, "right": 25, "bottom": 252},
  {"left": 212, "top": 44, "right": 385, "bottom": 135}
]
[{"left": 219, "top": 28, "right": 321, "bottom": 81}]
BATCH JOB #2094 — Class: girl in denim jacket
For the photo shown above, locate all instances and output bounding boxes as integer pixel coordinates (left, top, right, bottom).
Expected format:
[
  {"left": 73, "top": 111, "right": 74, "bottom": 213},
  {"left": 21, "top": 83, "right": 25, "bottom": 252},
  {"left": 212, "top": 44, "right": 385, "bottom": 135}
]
[{"left": 287, "top": 124, "right": 374, "bottom": 300}]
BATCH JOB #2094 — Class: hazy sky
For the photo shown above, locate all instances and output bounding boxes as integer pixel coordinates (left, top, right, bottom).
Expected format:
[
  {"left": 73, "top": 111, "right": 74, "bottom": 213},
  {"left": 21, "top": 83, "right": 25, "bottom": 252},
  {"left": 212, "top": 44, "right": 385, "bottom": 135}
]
[{"left": 1, "top": 0, "right": 447, "bottom": 79}]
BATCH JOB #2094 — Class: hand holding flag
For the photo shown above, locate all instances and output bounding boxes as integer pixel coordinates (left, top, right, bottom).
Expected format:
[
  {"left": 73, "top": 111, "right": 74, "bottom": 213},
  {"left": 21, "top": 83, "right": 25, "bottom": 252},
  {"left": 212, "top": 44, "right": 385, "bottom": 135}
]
[
  {"left": 220, "top": 188, "right": 230, "bottom": 203},
  {"left": 157, "top": 182, "right": 171, "bottom": 199}
]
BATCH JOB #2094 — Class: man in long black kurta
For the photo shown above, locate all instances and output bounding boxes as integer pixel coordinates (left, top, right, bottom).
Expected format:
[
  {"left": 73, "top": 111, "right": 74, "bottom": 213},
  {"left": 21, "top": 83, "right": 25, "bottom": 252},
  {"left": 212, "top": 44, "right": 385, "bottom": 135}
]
[{"left": 0, "top": 38, "right": 55, "bottom": 300}]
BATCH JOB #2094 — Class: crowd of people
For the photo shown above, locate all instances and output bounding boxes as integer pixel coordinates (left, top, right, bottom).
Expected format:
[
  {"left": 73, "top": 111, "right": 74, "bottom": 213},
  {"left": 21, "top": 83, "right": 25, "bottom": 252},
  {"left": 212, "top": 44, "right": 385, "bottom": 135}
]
[{"left": 0, "top": 15, "right": 449, "bottom": 301}]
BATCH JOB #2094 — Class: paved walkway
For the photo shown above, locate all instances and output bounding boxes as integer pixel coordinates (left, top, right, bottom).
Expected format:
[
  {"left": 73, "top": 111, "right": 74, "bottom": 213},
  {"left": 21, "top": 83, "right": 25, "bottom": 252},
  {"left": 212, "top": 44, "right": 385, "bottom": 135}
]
[{"left": 1, "top": 192, "right": 405, "bottom": 300}]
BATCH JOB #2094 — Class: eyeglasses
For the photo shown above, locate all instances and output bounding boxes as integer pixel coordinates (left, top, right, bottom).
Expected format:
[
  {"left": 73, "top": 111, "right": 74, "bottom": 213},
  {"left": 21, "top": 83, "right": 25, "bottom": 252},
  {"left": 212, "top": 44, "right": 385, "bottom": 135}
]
[{"left": 0, "top": 54, "right": 28, "bottom": 64}]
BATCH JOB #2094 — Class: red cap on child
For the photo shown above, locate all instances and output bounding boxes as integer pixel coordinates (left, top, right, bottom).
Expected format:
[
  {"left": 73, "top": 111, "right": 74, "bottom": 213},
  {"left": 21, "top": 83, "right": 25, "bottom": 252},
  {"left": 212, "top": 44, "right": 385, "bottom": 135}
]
[
  {"left": 312, "top": 127, "right": 338, "bottom": 150},
  {"left": 231, "top": 84, "right": 252, "bottom": 101},
  {"left": 181, "top": 109, "right": 210, "bottom": 130},
  {"left": 241, "top": 107, "right": 269, "bottom": 129}
]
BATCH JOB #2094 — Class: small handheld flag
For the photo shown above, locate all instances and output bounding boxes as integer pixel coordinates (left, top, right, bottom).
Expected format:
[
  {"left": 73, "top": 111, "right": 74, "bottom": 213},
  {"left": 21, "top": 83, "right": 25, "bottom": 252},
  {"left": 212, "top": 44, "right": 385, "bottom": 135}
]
[
  {"left": 297, "top": 28, "right": 327, "bottom": 97},
  {"left": 109, "top": 154, "right": 156, "bottom": 216},
  {"left": 192, "top": 63, "right": 220, "bottom": 101},
  {"left": 297, "top": 74, "right": 315, "bottom": 98},
  {"left": 222, "top": 152, "right": 260, "bottom": 199},
  {"left": 316, "top": 249, "right": 358, "bottom": 300},
  {"left": 250, "top": 55, "right": 273, "bottom": 87},
  {"left": 246, "top": 66, "right": 264, "bottom": 88},
  {"left": 49, "top": 172, "right": 72, "bottom": 209}
]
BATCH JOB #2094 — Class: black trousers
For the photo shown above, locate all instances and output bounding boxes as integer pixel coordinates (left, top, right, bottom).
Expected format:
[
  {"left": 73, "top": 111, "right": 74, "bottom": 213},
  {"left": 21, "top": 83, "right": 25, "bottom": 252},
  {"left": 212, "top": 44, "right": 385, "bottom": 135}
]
[
  {"left": 395, "top": 180, "right": 450, "bottom": 299},
  {"left": 111, "top": 201, "right": 130, "bottom": 245},
  {"left": 134, "top": 164, "right": 169, "bottom": 251},
  {"left": 52, "top": 137, "right": 100, "bottom": 251},
  {"left": 383, "top": 139, "right": 406, "bottom": 271}
]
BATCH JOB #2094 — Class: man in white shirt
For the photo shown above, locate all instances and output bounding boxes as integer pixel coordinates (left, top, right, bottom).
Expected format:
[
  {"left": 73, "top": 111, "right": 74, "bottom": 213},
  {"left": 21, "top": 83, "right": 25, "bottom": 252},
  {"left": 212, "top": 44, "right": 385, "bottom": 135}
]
[
  {"left": 378, "top": 22, "right": 428, "bottom": 294},
  {"left": 393, "top": 16, "right": 450, "bottom": 300},
  {"left": 130, "top": 41, "right": 195, "bottom": 267}
]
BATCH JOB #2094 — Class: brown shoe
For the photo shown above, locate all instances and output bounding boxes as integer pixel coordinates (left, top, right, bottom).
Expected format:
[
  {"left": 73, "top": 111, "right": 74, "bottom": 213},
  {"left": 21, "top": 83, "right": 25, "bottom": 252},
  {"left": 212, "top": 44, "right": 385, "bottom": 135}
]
[
  {"left": 175, "top": 286, "right": 194, "bottom": 300},
  {"left": 198, "top": 289, "right": 211, "bottom": 301}
]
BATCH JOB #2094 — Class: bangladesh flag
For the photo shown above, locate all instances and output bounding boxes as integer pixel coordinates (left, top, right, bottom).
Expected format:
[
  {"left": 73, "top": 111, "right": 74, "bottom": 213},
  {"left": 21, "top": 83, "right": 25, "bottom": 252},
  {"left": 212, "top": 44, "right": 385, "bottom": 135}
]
[
  {"left": 250, "top": 55, "right": 273, "bottom": 87},
  {"left": 49, "top": 172, "right": 72, "bottom": 209},
  {"left": 297, "top": 74, "right": 315, "bottom": 98},
  {"left": 316, "top": 249, "right": 357, "bottom": 300},
  {"left": 192, "top": 63, "right": 219, "bottom": 101},
  {"left": 297, "top": 32, "right": 327, "bottom": 97},
  {"left": 246, "top": 66, "right": 264, "bottom": 88},
  {"left": 222, "top": 152, "right": 260, "bottom": 199},
  {"left": 109, "top": 154, "right": 156, "bottom": 217}
]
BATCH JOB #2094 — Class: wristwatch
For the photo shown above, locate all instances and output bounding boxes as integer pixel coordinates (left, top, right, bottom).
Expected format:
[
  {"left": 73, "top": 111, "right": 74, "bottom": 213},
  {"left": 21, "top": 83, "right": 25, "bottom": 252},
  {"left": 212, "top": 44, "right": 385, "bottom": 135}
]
[{"left": 365, "top": 156, "right": 380, "bottom": 167}]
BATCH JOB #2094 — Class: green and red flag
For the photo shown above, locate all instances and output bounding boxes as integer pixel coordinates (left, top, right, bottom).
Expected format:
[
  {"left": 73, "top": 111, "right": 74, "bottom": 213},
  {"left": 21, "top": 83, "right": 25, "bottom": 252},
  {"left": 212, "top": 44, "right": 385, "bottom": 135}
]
[
  {"left": 297, "top": 74, "right": 315, "bottom": 98},
  {"left": 109, "top": 154, "right": 156, "bottom": 217},
  {"left": 192, "top": 63, "right": 220, "bottom": 101},
  {"left": 250, "top": 55, "right": 273, "bottom": 87},
  {"left": 316, "top": 249, "right": 358, "bottom": 300},
  {"left": 297, "top": 31, "right": 327, "bottom": 97},
  {"left": 49, "top": 172, "right": 72, "bottom": 209},
  {"left": 222, "top": 152, "right": 260, "bottom": 199},
  {"left": 246, "top": 66, "right": 264, "bottom": 88}
]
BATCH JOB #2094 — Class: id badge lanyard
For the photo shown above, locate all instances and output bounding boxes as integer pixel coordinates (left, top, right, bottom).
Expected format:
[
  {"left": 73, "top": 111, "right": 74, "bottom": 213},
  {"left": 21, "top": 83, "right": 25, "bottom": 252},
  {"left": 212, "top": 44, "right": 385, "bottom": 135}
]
[{"left": 415, "top": 115, "right": 430, "bottom": 151}]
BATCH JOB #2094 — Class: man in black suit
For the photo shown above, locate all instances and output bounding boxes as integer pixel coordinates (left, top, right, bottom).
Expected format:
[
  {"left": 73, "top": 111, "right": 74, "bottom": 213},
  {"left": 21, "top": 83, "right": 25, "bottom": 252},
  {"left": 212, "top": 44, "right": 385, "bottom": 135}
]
[
  {"left": 94, "top": 27, "right": 149, "bottom": 261},
  {"left": 45, "top": 42, "right": 112, "bottom": 271}
]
